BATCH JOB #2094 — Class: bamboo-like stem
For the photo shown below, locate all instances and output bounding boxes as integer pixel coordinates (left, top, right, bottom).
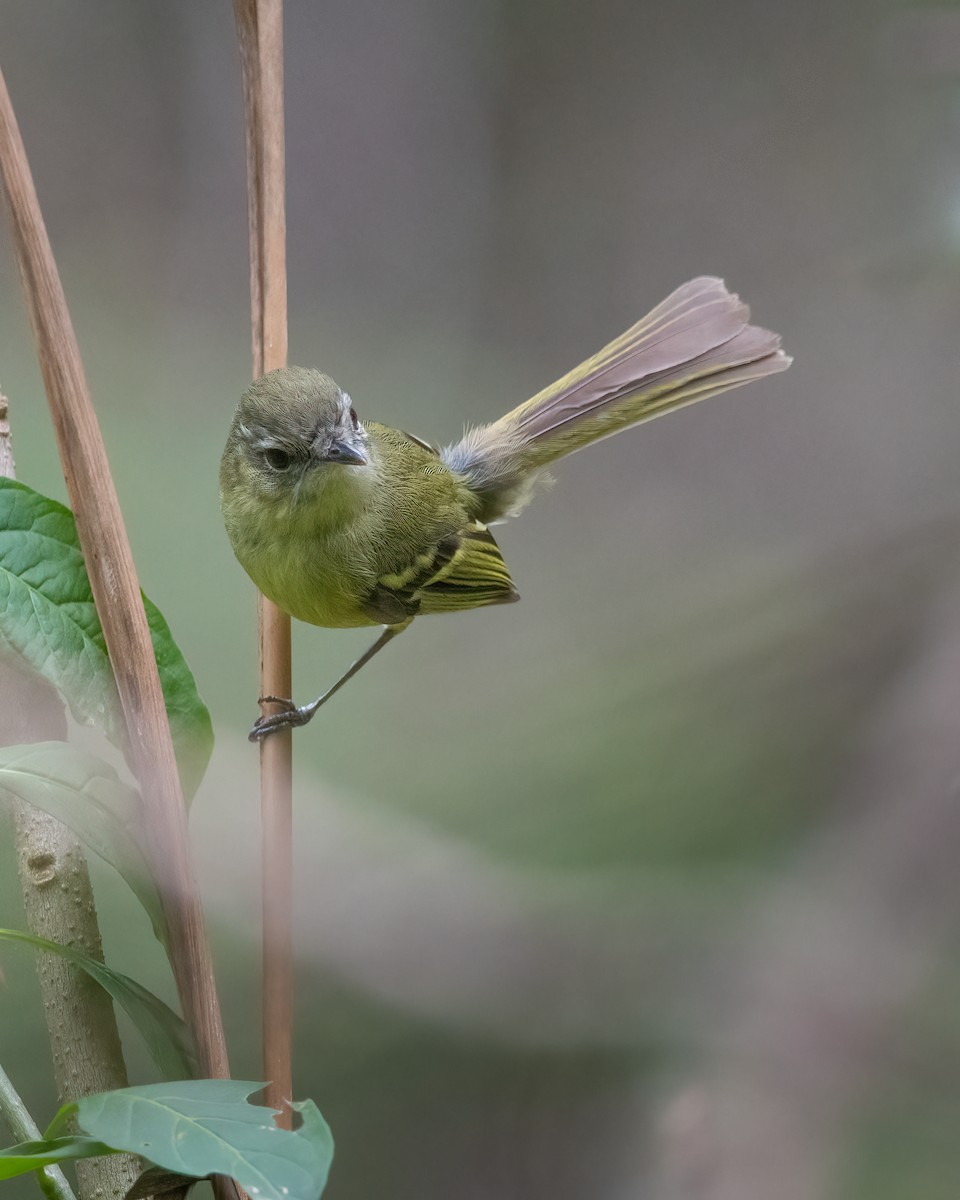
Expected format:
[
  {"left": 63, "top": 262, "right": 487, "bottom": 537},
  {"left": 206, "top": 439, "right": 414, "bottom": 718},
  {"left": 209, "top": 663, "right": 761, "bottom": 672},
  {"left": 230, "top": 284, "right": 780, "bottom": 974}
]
[
  {"left": 0, "top": 1061, "right": 76, "bottom": 1200},
  {"left": 0, "top": 392, "right": 138, "bottom": 1200},
  {"left": 232, "top": 0, "right": 294, "bottom": 1123},
  {"left": 0, "top": 66, "right": 230, "bottom": 1082}
]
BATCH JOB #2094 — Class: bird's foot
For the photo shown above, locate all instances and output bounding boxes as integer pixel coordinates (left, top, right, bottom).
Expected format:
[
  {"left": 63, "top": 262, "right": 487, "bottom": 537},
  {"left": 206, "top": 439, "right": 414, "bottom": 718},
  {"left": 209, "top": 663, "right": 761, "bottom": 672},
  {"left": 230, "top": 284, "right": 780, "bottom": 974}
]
[{"left": 249, "top": 697, "right": 315, "bottom": 741}]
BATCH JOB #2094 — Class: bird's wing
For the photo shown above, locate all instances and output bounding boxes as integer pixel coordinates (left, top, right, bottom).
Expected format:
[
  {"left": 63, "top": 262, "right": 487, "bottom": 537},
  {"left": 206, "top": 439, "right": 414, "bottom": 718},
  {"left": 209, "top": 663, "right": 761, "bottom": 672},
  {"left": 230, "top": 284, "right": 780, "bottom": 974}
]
[
  {"left": 362, "top": 523, "right": 519, "bottom": 624},
  {"left": 415, "top": 523, "right": 520, "bottom": 615}
]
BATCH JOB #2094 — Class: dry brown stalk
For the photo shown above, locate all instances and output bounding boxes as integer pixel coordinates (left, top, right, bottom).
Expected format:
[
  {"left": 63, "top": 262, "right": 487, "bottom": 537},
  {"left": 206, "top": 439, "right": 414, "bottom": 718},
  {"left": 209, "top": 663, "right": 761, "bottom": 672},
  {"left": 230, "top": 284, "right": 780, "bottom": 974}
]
[
  {"left": 0, "top": 64, "right": 230, "bottom": 1082},
  {"left": 232, "top": 0, "right": 295, "bottom": 1122}
]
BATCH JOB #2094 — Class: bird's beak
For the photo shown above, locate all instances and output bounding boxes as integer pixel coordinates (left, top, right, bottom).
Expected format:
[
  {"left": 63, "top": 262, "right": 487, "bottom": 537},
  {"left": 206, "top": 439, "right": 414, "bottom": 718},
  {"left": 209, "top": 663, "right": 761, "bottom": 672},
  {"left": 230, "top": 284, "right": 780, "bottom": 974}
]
[{"left": 320, "top": 438, "right": 367, "bottom": 467}]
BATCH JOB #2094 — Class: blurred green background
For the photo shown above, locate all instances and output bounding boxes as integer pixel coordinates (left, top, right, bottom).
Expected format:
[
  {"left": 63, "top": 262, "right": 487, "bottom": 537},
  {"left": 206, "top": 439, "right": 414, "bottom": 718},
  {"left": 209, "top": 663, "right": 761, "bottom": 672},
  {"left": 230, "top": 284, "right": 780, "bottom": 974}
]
[{"left": 3, "top": 2, "right": 960, "bottom": 1198}]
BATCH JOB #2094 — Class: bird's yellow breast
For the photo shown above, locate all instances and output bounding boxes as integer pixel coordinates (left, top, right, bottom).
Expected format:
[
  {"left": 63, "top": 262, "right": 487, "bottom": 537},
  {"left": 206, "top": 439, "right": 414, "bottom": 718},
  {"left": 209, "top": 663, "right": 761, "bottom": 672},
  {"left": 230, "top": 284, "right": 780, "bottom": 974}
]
[{"left": 221, "top": 421, "right": 475, "bottom": 628}]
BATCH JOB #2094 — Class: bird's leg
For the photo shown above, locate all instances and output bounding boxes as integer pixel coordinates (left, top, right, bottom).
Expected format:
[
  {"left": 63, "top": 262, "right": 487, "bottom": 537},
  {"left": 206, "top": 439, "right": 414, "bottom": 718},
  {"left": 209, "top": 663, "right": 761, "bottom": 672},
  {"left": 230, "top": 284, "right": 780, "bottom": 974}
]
[{"left": 250, "top": 620, "right": 412, "bottom": 741}]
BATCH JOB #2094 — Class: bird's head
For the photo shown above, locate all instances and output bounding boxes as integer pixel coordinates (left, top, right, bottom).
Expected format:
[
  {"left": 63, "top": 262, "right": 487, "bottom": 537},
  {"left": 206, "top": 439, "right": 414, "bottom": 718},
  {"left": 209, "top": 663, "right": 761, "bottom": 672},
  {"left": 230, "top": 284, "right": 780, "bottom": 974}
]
[{"left": 220, "top": 366, "right": 370, "bottom": 524}]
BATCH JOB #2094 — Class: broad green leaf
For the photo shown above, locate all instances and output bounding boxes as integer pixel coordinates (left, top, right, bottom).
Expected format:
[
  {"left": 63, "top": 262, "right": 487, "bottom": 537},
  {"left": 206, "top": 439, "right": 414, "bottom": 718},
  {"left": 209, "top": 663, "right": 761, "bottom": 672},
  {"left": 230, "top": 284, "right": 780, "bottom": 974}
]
[
  {"left": 57, "top": 1081, "right": 334, "bottom": 1200},
  {"left": 0, "top": 742, "right": 167, "bottom": 943},
  {"left": 0, "top": 929, "right": 196, "bottom": 1081},
  {"left": 0, "top": 1135, "right": 118, "bottom": 1179},
  {"left": 0, "top": 478, "right": 213, "bottom": 800}
]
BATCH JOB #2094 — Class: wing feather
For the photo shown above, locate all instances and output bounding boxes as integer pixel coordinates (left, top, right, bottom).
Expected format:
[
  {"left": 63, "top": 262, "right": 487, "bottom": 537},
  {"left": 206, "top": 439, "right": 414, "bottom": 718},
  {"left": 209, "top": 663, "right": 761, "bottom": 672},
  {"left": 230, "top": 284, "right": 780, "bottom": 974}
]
[{"left": 362, "top": 523, "right": 518, "bottom": 623}]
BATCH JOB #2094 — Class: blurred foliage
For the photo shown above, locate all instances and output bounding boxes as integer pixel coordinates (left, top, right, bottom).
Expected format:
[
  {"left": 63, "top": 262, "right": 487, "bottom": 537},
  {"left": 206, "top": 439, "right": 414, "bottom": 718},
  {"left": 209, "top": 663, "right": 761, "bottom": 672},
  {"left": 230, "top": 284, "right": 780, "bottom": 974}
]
[{"left": 3, "top": 1, "right": 960, "bottom": 1198}]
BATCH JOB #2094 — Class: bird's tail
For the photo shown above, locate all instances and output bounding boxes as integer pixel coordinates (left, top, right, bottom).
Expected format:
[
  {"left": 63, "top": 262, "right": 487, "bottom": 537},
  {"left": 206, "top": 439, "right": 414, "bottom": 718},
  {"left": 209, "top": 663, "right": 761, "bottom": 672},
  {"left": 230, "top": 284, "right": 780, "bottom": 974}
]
[{"left": 444, "top": 276, "right": 791, "bottom": 523}]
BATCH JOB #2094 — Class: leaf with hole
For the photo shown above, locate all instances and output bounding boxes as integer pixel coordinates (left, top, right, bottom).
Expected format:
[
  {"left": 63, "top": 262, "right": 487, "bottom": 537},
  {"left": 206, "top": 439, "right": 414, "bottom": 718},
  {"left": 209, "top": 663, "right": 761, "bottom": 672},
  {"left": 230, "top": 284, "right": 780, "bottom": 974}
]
[
  {"left": 46, "top": 1081, "right": 334, "bottom": 1200},
  {"left": 0, "top": 478, "right": 213, "bottom": 800},
  {"left": 0, "top": 929, "right": 195, "bottom": 1080}
]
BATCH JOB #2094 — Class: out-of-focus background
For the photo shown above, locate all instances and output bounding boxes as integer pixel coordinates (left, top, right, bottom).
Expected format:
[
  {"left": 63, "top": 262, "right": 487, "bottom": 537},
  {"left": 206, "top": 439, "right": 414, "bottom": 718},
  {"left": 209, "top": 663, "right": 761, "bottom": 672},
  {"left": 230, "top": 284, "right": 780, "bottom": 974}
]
[{"left": 3, "top": 3, "right": 960, "bottom": 1197}]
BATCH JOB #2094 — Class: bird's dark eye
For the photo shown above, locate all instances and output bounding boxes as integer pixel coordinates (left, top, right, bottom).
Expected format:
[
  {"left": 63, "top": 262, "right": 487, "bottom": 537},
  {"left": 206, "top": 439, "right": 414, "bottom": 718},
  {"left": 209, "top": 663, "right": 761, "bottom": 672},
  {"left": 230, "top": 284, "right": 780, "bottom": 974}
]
[
  {"left": 263, "top": 447, "right": 293, "bottom": 471},
  {"left": 349, "top": 407, "right": 359, "bottom": 429}
]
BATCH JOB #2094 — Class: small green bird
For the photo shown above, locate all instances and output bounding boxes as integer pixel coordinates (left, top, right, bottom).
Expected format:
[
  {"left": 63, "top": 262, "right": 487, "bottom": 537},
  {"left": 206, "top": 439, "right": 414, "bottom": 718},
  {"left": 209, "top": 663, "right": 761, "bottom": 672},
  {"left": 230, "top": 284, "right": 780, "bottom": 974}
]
[{"left": 220, "top": 277, "right": 790, "bottom": 739}]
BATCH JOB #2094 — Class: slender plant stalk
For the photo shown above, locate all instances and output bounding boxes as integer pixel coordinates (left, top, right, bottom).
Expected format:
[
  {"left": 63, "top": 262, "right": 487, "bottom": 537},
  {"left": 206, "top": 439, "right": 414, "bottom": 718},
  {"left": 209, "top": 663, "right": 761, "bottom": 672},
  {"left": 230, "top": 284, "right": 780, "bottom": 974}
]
[
  {"left": 0, "top": 1061, "right": 75, "bottom": 1200},
  {"left": 0, "top": 66, "right": 230, "bottom": 1082},
  {"left": 0, "top": 393, "right": 138, "bottom": 1200},
  {"left": 233, "top": 0, "right": 294, "bottom": 1123}
]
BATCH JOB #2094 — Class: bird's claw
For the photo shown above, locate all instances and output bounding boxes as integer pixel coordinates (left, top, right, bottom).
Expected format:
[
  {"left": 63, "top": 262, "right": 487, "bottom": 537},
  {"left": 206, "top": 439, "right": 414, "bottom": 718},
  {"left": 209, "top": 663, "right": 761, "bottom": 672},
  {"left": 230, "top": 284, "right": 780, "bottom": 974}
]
[{"left": 249, "top": 697, "right": 310, "bottom": 741}]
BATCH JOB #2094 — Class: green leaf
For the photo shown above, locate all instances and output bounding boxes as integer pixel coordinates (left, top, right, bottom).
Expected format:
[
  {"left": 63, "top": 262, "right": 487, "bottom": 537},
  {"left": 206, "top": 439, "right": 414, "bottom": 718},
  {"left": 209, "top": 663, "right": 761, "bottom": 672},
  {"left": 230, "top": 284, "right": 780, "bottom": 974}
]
[
  {"left": 0, "top": 929, "right": 196, "bottom": 1081},
  {"left": 0, "top": 478, "right": 213, "bottom": 800},
  {"left": 0, "top": 1136, "right": 118, "bottom": 1180},
  {"left": 0, "top": 741, "right": 167, "bottom": 943},
  {"left": 143, "top": 603, "right": 213, "bottom": 804},
  {"left": 64, "top": 1081, "right": 334, "bottom": 1200}
]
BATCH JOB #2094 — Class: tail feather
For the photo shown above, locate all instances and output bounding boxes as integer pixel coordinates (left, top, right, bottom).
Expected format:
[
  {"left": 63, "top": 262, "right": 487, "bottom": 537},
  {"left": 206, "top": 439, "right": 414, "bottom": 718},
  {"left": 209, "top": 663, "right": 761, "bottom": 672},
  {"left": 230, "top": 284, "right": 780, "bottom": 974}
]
[{"left": 444, "top": 277, "right": 790, "bottom": 523}]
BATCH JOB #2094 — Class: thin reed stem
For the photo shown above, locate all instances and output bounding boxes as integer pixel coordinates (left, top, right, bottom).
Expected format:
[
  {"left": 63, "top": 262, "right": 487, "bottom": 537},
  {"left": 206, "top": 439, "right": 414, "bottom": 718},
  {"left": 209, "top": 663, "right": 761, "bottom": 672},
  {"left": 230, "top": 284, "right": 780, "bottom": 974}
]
[
  {"left": 0, "top": 1062, "right": 76, "bottom": 1200},
  {"left": 232, "top": 0, "right": 294, "bottom": 1123},
  {"left": 0, "top": 64, "right": 230, "bottom": 1084}
]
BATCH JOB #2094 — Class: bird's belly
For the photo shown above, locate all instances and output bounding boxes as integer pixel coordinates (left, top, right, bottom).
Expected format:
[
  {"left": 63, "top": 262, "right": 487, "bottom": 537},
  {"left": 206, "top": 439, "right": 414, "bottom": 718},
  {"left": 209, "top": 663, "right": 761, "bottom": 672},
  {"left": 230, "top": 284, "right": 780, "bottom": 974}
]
[{"left": 241, "top": 534, "right": 379, "bottom": 629}]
